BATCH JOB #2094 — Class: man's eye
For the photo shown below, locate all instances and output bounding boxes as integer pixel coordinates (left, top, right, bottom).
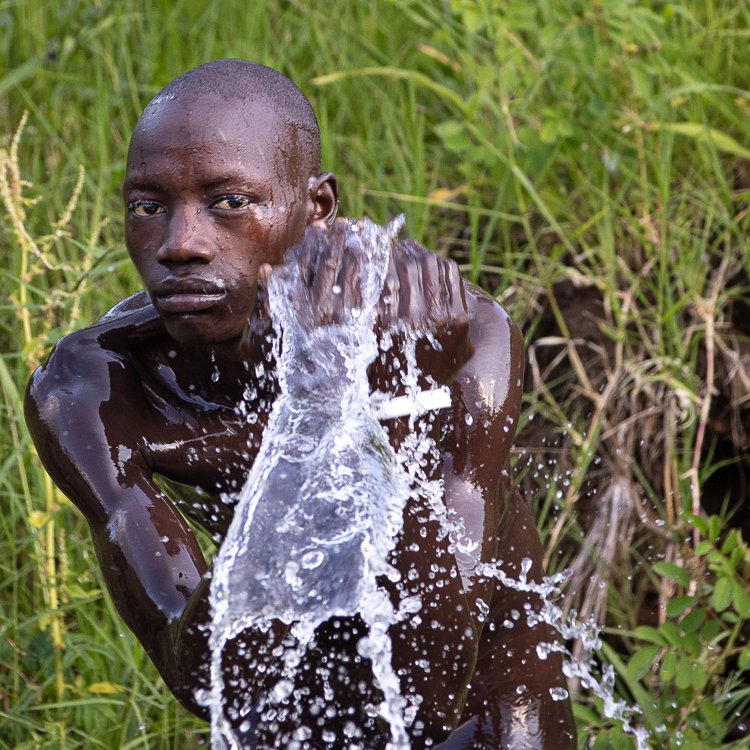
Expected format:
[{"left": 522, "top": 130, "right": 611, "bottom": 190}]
[
  {"left": 127, "top": 200, "right": 163, "bottom": 217},
  {"left": 212, "top": 195, "right": 254, "bottom": 210}
]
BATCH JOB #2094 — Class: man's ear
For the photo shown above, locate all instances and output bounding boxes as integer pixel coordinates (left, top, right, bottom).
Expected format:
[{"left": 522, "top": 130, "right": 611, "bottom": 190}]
[{"left": 307, "top": 172, "right": 339, "bottom": 227}]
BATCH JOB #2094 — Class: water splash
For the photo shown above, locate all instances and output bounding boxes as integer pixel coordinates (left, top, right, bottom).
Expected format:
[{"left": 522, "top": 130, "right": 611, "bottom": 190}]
[
  {"left": 206, "top": 217, "right": 417, "bottom": 749},
  {"left": 477, "top": 557, "right": 651, "bottom": 750}
]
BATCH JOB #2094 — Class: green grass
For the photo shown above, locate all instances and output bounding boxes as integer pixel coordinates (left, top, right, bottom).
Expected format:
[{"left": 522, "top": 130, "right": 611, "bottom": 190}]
[{"left": 2, "top": 1, "right": 750, "bottom": 747}]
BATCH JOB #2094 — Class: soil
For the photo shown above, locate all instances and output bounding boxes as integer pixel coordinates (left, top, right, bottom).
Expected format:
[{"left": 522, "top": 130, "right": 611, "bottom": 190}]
[{"left": 511, "top": 273, "right": 750, "bottom": 620}]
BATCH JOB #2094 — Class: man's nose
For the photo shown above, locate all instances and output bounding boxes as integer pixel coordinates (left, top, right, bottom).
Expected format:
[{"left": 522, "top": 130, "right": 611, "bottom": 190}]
[{"left": 156, "top": 206, "right": 214, "bottom": 264}]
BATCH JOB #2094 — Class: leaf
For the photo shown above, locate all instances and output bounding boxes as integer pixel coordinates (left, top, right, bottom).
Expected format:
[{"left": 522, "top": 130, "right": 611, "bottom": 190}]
[
  {"left": 699, "top": 700, "right": 723, "bottom": 728},
  {"left": 626, "top": 645, "right": 660, "bottom": 682},
  {"left": 633, "top": 625, "right": 667, "bottom": 645},
  {"left": 675, "top": 656, "right": 696, "bottom": 691},
  {"left": 660, "top": 650, "right": 677, "bottom": 682},
  {"left": 721, "top": 529, "right": 740, "bottom": 556},
  {"left": 434, "top": 120, "right": 469, "bottom": 153},
  {"left": 539, "top": 119, "right": 560, "bottom": 145},
  {"left": 660, "top": 620, "right": 682, "bottom": 646},
  {"left": 694, "top": 540, "right": 713, "bottom": 556},
  {"left": 733, "top": 582, "right": 750, "bottom": 618},
  {"left": 700, "top": 619, "right": 721, "bottom": 642},
  {"left": 653, "top": 561, "right": 691, "bottom": 588},
  {"left": 680, "top": 607, "right": 705, "bottom": 634},
  {"left": 600, "top": 642, "right": 661, "bottom": 727},
  {"left": 712, "top": 577, "right": 733, "bottom": 613},
  {"left": 682, "top": 632, "right": 702, "bottom": 658},
  {"left": 652, "top": 122, "right": 750, "bottom": 161},
  {"left": 731, "top": 544, "right": 746, "bottom": 568},
  {"left": 691, "top": 664, "right": 708, "bottom": 693},
  {"left": 709, "top": 515, "right": 722, "bottom": 542},
  {"left": 688, "top": 514, "right": 709, "bottom": 537},
  {"left": 87, "top": 681, "right": 121, "bottom": 694},
  {"left": 666, "top": 595, "right": 695, "bottom": 619}
]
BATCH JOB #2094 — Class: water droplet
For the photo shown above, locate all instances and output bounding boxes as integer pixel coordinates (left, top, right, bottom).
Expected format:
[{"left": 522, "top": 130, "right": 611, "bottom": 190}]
[
  {"left": 293, "top": 726, "right": 312, "bottom": 740},
  {"left": 270, "top": 678, "right": 294, "bottom": 702},
  {"left": 300, "top": 550, "right": 324, "bottom": 570}
]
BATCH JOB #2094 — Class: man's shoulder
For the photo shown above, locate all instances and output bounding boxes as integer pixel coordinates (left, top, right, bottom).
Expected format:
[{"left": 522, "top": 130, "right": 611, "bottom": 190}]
[
  {"left": 453, "top": 280, "right": 525, "bottom": 434},
  {"left": 24, "top": 295, "right": 164, "bottom": 521},
  {"left": 462, "top": 280, "right": 523, "bottom": 364},
  {"left": 92, "top": 290, "right": 154, "bottom": 325},
  {"left": 46, "top": 292, "right": 159, "bottom": 362},
  {"left": 27, "top": 292, "right": 161, "bottom": 402}
]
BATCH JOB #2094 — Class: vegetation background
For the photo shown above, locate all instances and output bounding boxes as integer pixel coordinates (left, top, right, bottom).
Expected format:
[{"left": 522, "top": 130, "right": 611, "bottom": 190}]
[{"left": 2, "top": 0, "right": 749, "bottom": 747}]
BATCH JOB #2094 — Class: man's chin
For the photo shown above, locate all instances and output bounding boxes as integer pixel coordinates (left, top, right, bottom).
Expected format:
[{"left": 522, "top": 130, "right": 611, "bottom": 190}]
[{"left": 161, "top": 313, "right": 242, "bottom": 347}]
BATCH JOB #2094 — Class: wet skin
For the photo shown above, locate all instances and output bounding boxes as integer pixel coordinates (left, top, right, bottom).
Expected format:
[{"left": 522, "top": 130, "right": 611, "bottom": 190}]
[{"left": 24, "top": 91, "right": 575, "bottom": 748}]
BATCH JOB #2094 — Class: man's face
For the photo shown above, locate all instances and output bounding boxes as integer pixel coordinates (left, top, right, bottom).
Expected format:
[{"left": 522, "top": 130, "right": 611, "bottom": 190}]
[{"left": 123, "top": 96, "right": 312, "bottom": 345}]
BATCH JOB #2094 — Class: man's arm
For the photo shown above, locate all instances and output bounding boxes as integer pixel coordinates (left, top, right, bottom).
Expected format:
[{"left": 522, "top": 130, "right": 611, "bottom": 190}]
[
  {"left": 24, "top": 314, "right": 211, "bottom": 716},
  {"left": 445, "top": 487, "right": 577, "bottom": 749},
  {"left": 434, "top": 291, "right": 576, "bottom": 749}
]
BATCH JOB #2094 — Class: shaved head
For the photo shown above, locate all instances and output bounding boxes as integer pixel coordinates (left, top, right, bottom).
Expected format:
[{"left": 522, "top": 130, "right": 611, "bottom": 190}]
[
  {"left": 122, "top": 59, "right": 339, "bottom": 345},
  {"left": 131, "top": 59, "right": 322, "bottom": 177}
]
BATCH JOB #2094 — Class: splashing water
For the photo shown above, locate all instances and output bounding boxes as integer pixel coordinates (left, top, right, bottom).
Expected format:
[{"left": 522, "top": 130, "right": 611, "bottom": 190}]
[
  {"left": 476, "top": 559, "right": 650, "bottom": 749},
  {"left": 206, "top": 217, "right": 420, "bottom": 749}
]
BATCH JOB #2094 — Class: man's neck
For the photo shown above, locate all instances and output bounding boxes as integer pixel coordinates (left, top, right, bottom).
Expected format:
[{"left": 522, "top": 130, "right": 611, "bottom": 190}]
[{"left": 171, "top": 337, "right": 276, "bottom": 410}]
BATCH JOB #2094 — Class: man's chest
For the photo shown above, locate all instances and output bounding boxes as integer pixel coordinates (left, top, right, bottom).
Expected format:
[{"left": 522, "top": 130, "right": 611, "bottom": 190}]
[{"left": 138, "top": 385, "right": 271, "bottom": 533}]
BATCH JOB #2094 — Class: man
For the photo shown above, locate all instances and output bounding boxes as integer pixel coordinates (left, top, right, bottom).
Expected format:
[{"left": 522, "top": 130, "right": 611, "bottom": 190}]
[{"left": 25, "top": 60, "right": 575, "bottom": 748}]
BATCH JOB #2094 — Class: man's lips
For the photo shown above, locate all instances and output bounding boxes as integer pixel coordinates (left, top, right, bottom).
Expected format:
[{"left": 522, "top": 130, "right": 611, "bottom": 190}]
[
  {"left": 151, "top": 279, "right": 227, "bottom": 314},
  {"left": 155, "top": 292, "right": 227, "bottom": 313}
]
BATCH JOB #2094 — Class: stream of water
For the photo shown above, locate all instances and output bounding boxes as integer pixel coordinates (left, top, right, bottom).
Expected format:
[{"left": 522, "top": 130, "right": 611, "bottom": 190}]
[{"left": 206, "top": 218, "right": 420, "bottom": 749}]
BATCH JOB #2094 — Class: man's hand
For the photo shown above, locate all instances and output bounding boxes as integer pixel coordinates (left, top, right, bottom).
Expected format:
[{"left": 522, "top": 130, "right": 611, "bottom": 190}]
[
  {"left": 267, "top": 221, "right": 369, "bottom": 330},
  {"left": 244, "top": 221, "right": 473, "bottom": 392},
  {"left": 377, "top": 237, "right": 473, "bottom": 388}
]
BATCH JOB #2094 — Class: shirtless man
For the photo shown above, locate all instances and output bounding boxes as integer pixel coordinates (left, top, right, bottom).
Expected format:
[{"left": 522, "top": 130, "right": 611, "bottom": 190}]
[{"left": 24, "top": 60, "right": 575, "bottom": 749}]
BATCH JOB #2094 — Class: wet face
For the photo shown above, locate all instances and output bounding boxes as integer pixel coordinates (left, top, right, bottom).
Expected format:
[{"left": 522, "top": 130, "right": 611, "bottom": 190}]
[{"left": 123, "top": 95, "right": 323, "bottom": 345}]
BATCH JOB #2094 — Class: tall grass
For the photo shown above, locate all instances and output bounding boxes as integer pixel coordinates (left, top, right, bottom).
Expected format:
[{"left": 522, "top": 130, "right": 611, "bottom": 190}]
[{"left": 2, "top": 1, "right": 750, "bottom": 747}]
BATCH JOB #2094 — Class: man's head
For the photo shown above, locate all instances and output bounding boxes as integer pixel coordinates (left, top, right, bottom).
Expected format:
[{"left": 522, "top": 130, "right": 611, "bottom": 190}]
[{"left": 123, "top": 60, "right": 338, "bottom": 345}]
